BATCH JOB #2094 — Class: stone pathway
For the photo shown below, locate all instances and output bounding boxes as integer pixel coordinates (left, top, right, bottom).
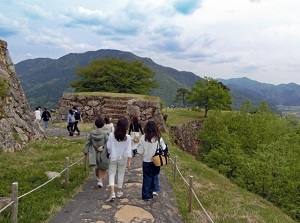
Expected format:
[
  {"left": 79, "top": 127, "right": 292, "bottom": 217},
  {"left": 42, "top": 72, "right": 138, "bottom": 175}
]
[
  {"left": 42, "top": 125, "right": 89, "bottom": 140},
  {"left": 47, "top": 126, "right": 184, "bottom": 223}
]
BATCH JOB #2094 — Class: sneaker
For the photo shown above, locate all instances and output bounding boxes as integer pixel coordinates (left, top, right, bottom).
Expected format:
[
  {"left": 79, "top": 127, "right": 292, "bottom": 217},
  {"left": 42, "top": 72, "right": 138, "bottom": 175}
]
[
  {"left": 152, "top": 192, "right": 158, "bottom": 196},
  {"left": 143, "top": 198, "right": 152, "bottom": 201},
  {"left": 97, "top": 181, "right": 103, "bottom": 188},
  {"left": 109, "top": 193, "right": 116, "bottom": 202},
  {"left": 116, "top": 191, "right": 123, "bottom": 198}
]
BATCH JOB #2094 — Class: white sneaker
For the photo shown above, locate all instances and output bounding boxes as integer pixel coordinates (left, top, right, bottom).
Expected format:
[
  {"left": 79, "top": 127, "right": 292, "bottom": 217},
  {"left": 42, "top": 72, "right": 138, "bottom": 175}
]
[
  {"left": 109, "top": 193, "right": 116, "bottom": 202},
  {"left": 97, "top": 181, "right": 103, "bottom": 188},
  {"left": 116, "top": 191, "right": 123, "bottom": 198},
  {"left": 152, "top": 192, "right": 158, "bottom": 196}
]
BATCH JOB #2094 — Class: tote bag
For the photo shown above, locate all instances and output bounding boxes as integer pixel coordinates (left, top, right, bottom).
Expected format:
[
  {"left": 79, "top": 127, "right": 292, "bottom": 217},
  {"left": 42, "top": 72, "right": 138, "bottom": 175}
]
[{"left": 152, "top": 139, "right": 169, "bottom": 167}]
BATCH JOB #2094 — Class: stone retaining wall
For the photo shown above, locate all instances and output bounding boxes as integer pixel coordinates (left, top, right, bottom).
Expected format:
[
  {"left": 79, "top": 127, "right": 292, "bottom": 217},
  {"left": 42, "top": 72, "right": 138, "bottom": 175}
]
[
  {"left": 170, "top": 120, "right": 203, "bottom": 156},
  {"left": 0, "top": 40, "right": 44, "bottom": 152},
  {"left": 57, "top": 93, "right": 167, "bottom": 132}
]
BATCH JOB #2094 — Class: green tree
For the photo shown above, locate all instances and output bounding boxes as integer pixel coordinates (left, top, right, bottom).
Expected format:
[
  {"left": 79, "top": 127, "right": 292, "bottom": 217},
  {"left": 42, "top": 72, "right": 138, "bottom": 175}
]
[
  {"left": 199, "top": 106, "right": 300, "bottom": 220},
  {"left": 187, "top": 77, "right": 232, "bottom": 117},
  {"left": 174, "top": 88, "right": 189, "bottom": 107},
  {"left": 70, "top": 57, "right": 158, "bottom": 94}
]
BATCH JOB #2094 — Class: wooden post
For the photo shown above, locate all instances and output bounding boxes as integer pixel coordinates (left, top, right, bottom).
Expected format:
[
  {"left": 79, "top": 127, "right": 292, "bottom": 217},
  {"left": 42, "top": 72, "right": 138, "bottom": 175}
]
[
  {"left": 84, "top": 155, "right": 87, "bottom": 171},
  {"left": 65, "top": 157, "right": 70, "bottom": 188},
  {"left": 11, "top": 182, "right": 18, "bottom": 223},
  {"left": 173, "top": 156, "right": 178, "bottom": 182},
  {"left": 189, "top": 176, "right": 193, "bottom": 212}
]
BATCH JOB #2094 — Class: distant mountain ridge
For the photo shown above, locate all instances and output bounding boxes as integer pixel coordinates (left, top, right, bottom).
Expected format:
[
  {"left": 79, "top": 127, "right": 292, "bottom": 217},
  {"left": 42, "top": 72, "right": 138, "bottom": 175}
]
[
  {"left": 15, "top": 49, "right": 201, "bottom": 109},
  {"left": 218, "top": 77, "right": 300, "bottom": 108},
  {"left": 15, "top": 49, "right": 300, "bottom": 110}
]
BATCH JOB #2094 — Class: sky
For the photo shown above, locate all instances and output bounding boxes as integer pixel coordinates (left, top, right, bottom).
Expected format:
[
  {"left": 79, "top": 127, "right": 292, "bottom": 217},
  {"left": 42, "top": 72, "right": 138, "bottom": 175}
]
[{"left": 1, "top": 0, "right": 300, "bottom": 85}]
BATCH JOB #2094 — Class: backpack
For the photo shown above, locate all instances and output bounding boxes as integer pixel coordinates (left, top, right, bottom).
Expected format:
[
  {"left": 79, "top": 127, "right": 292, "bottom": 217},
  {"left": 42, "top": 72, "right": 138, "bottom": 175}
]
[
  {"left": 43, "top": 111, "right": 50, "bottom": 121},
  {"left": 74, "top": 111, "right": 81, "bottom": 120},
  {"left": 70, "top": 115, "right": 75, "bottom": 123}
]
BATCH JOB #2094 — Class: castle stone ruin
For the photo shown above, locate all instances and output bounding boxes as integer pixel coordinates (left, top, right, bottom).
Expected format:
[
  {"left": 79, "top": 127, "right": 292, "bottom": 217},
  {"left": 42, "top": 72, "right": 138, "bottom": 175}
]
[
  {"left": 0, "top": 40, "right": 44, "bottom": 152},
  {"left": 58, "top": 93, "right": 167, "bottom": 132}
]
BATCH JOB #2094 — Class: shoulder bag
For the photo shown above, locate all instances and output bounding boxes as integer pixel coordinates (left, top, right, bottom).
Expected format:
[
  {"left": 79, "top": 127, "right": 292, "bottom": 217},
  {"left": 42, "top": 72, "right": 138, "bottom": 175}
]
[{"left": 152, "top": 139, "right": 170, "bottom": 167}]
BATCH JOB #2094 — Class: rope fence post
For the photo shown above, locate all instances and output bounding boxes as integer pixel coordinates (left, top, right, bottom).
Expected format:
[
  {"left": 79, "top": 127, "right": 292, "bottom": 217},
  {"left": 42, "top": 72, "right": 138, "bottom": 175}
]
[
  {"left": 65, "top": 157, "right": 70, "bottom": 188},
  {"left": 189, "top": 176, "right": 193, "bottom": 212},
  {"left": 11, "top": 182, "right": 18, "bottom": 223},
  {"left": 173, "top": 156, "right": 178, "bottom": 182}
]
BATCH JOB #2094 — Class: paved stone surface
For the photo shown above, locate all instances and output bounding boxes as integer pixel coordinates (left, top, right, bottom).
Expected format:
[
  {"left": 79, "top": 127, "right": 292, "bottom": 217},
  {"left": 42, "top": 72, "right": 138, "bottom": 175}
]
[
  {"left": 48, "top": 127, "right": 184, "bottom": 223},
  {"left": 43, "top": 125, "right": 89, "bottom": 140}
]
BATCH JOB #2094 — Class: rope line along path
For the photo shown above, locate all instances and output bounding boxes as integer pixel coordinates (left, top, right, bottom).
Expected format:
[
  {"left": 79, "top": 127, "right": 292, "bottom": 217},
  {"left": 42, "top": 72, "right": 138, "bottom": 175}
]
[
  {"left": 0, "top": 156, "right": 85, "bottom": 214},
  {"left": 169, "top": 156, "right": 215, "bottom": 223}
]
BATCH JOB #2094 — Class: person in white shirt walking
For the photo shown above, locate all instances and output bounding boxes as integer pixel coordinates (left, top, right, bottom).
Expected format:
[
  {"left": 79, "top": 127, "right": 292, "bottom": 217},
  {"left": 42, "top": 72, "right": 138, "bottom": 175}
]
[
  {"left": 34, "top": 107, "right": 41, "bottom": 123},
  {"left": 107, "top": 118, "right": 132, "bottom": 201},
  {"left": 135, "top": 120, "right": 167, "bottom": 201},
  {"left": 103, "top": 115, "right": 114, "bottom": 135}
]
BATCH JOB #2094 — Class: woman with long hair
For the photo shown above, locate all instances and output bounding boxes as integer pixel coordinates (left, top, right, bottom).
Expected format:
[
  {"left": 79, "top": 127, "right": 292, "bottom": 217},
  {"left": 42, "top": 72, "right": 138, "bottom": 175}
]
[
  {"left": 103, "top": 115, "right": 114, "bottom": 135},
  {"left": 107, "top": 118, "right": 132, "bottom": 201},
  {"left": 135, "top": 120, "right": 167, "bottom": 201}
]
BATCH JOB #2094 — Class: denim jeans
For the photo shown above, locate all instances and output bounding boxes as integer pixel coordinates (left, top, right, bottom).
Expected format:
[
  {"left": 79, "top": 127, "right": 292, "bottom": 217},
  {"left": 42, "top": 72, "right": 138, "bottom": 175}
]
[
  {"left": 108, "top": 158, "right": 127, "bottom": 189},
  {"left": 73, "top": 121, "right": 80, "bottom": 133},
  {"left": 142, "top": 162, "right": 160, "bottom": 200},
  {"left": 67, "top": 123, "right": 73, "bottom": 133},
  {"left": 44, "top": 120, "right": 49, "bottom": 128}
]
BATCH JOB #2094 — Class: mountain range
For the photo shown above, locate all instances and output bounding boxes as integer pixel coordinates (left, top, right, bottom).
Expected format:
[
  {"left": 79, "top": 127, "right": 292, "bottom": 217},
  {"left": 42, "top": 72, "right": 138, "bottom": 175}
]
[{"left": 14, "top": 49, "right": 300, "bottom": 110}]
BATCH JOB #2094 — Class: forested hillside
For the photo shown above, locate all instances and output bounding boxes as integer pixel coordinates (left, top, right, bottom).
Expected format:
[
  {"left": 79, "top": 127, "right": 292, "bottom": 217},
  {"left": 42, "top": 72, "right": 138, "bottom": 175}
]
[
  {"left": 15, "top": 49, "right": 201, "bottom": 109},
  {"left": 199, "top": 104, "right": 300, "bottom": 221},
  {"left": 219, "top": 77, "right": 300, "bottom": 107},
  {"left": 15, "top": 50, "right": 300, "bottom": 111}
]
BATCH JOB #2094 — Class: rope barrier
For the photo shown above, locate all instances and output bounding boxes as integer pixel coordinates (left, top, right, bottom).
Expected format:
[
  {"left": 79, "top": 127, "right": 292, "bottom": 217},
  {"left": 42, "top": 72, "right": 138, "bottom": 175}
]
[
  {"left": 0, "top": 201, "right": 14, "bottom": 213},
  {"left": 169, "top": 156, "right": 215, "bottom": 223},
  {"left": 0, "top": 156, "right": 84, "bottom": 213},
  {"left": 2, "top": 152, "right": 214, "bottom": 223},
  {"left": 18, "top": 175, "right": 58, "bottom": 199},
  {"left": 69, "top": 156, "right": 84, "bottom": 168}
]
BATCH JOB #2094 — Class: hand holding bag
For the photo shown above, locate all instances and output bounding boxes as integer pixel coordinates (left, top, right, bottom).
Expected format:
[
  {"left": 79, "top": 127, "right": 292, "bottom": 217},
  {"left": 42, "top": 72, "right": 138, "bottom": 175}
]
[{"left": 152, "top": 139, "right": 170, "bottom": 167}]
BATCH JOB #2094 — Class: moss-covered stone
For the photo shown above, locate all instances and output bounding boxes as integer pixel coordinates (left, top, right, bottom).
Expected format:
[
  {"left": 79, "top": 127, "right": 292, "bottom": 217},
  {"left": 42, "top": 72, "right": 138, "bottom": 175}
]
[{"left": 0, "top": 78, "right": 8, "bottom": 99}]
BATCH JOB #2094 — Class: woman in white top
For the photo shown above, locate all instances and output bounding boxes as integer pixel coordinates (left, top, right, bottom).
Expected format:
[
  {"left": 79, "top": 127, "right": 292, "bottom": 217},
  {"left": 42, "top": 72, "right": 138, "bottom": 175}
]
[
  {"left": 136, "top": 120, "right": 167, "bottom": 200},
  {"left": 107, "top": 118, "right": 132, "bottom": 201},
  {"left": 34, "top": 107, "right": 41, "bottom": 122},
  {"left": 103, "top": 115, "right": 114, "bottom": 135}
]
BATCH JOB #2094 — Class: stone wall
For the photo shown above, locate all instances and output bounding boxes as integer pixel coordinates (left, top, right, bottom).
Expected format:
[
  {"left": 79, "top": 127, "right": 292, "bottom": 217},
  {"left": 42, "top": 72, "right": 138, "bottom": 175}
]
[
  {"left": 0, "top": 40, "right": 44, "bottom": 152},
  {"left": 57, "top": 93, "right": 167, "bottom": 132},
  {"left": 170, "top": 120, "right": 203, "bottom": 156}
]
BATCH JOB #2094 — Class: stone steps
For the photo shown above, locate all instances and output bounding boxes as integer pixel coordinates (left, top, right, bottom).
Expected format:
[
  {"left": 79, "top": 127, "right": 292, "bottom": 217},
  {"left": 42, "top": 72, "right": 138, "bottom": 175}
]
[
  {"left": 102, "top": 108, "right": 126, "bottom": 115},
  {"left": 104, "top": 98, "right": 129, "bottom": 106},
  {"left": 101, "top": 98, "right": 129, "bottom": 122}
]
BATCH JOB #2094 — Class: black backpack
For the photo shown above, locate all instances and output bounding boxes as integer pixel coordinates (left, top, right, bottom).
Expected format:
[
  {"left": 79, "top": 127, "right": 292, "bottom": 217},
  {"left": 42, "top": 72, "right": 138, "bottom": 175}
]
[
  {"left": 74, "top": 111, "right": 81, "bottom": 120},
  {"left": 43, "top": 111, "right": 50, "bottom": 121}
]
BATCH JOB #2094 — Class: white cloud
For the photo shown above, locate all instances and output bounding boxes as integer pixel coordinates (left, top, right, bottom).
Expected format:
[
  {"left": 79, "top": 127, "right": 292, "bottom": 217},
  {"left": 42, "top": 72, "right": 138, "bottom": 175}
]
[{"left": 1, "top": 0, "right": 300, "bottom": 85}]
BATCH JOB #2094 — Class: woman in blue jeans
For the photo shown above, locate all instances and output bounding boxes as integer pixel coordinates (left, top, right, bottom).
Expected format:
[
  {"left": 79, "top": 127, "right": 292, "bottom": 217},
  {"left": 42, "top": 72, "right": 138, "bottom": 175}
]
[{"left": 136, "top": 121, "right": 167, "bottom": 200}]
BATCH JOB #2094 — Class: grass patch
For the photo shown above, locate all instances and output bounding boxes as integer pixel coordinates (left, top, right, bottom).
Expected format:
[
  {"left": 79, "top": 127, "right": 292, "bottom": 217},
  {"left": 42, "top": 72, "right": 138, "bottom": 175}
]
[
  {"left": 162, "top": 134, "right": 296, "bottom": 223},
  {"left": 0, "top": 136, "right": 90, "bottom": 223},
  {"left": 0, "top": 78, "right": 8, "bottom": 101},
  {"left": 51, "top": 120, "right": 95, "bottom": 132},
  {"left": 1, "top": 112, "right": 296, "bottom": 223},
  {"left": 71, "top": 91, "right": 160, "bottom": 101},
  {"left": 164, "top": 108, "right": 205, "bottom": 126}
]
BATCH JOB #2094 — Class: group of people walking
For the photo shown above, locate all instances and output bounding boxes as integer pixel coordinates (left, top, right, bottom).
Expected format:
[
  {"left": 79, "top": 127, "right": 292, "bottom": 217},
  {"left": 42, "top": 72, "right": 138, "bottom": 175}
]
[
  {"left": 34, "top": 106, "right": 51, "bottom": 128},
  {"left": 84, "top": 115, "right": 167, "bottom": 202},
  {"left": 66, "top": 106, "right": 83, "bottom": 136}
]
